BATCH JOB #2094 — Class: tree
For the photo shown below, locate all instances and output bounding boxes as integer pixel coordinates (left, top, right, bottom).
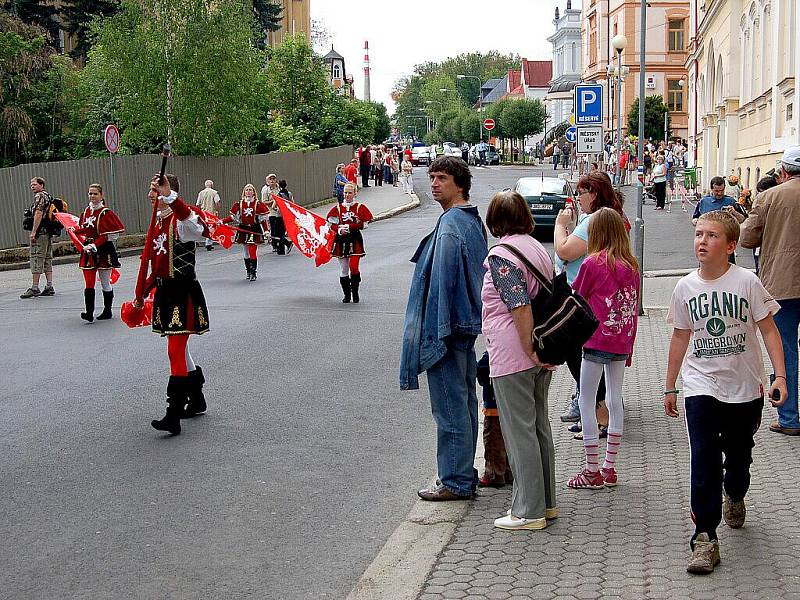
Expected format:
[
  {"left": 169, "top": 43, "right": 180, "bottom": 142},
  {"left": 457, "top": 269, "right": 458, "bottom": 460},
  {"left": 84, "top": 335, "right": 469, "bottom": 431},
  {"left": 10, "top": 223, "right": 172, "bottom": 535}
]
[
  {"left": 81, "top": 0, "right": 267, "bottom": 156},
  {"left": 627, "top": 95, "right": 670, "bottom": 141},
  {"left": 369, "top": 101, "right": 390, "bottom": 143},
  {"left": 252, "top": 0, "right": 281, "bottom": 50},
  {"left": 309, "top": 94, "right": 377, "bottom": 148},
  {"left": 499, "top": 99, "right": 546, "bottom": 156},
  {"left": 460, "top": 112, "right": 481, "bottom": 144},
  {"left": 3, "top": 0, "right": 59, "bottom": 44},
  {"left": 414, "top": 51, "right": 520, "bottom": 106},
  {"left": 60, "top": 0, "right": 120, "bottom": 60}
]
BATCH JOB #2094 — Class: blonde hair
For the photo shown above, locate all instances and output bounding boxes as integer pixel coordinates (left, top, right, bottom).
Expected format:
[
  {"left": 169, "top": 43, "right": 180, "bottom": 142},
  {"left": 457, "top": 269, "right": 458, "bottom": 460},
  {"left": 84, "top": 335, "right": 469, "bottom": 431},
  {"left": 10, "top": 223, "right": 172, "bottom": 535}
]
[
  {"left": 697, "top": 210, "right": 740, "bottom": 243},
  {"left": 343, "top": 183, "right": 356, "bottom": 194},
  {"left": 241, "top": 184, "right": 257, "bottom": 200},
  {"left": 587, "top": 207, "right": 639, "bottom": 272}
]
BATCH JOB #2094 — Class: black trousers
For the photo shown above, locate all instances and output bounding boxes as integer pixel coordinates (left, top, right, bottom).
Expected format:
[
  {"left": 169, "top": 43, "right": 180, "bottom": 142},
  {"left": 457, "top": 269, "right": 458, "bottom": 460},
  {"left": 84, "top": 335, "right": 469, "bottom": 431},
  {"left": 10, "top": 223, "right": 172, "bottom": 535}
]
[
  {"left": 685, "top": 395, "right": 763, "bottom": 546},
  {"left": 654, "top": 181, "right": 667, "bottom": 208},
  {"left": 566, "top": 345, "right": 606, "bottom": 403},
  {"left": 360, "top": 165, "right": 370, "bottom": 187},
  {"left": 268, "top": 215, "right": 289, "bottom": 254}
]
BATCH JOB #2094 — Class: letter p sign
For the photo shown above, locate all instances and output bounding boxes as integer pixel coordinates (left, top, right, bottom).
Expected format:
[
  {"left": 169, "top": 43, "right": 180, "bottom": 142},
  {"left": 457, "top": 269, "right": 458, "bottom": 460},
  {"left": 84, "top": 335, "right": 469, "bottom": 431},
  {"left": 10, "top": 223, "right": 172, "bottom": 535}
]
[
  {"left": 580, "top": 90, "right": 596, "bottom": 113},
  {"left": 574, "top": 84, "right": 603, "bottom": 125}
]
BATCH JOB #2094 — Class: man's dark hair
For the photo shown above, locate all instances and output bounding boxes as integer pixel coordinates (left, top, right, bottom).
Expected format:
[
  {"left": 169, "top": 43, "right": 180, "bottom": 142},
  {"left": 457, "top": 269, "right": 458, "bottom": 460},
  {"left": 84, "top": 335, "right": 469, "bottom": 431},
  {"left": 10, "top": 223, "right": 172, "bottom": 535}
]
[
  {"left": 756, "top": 176, "right": 779, "bottom": 193},
  {"left": 32, "top": 176, "right": 45, "bottom": 186},
  {"left": 279, "top": 179, "right": 288, "bottom": 190},
  {"left": 166, "top": 173, "right": 180, "bottom": 193},
  {"left": 710, "top": 176, "right": 725, "bottom": 188},
  {"left": 428, "top": 156, "right": 472, "bottom": 200}
]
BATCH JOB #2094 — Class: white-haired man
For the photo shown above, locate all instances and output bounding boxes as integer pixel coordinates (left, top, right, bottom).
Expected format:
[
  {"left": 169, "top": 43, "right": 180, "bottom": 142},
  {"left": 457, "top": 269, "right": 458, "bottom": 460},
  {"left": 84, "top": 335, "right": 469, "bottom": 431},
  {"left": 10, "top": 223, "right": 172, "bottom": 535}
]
[
  {"left": 741, "top": 145, "right": 800, "bottom": 435},
  {"left": 196, "top": 179, "right": 221, "bottom": 250}
]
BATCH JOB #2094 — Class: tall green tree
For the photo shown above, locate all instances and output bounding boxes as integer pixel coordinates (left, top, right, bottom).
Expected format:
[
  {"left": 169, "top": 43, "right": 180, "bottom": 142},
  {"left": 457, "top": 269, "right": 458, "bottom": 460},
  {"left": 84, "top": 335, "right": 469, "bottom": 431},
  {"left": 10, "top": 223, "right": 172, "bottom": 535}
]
[
  {"left": 60, "top": 0, "right": 120, "bottom": 60},
  {"left": 81, "top": 0, "right": 266, "bottom": 155},
  {"left": 460, "top": 112, "right": 482, "bottom": 144},
  {"left": 252, "top": 0, "right": 281, "bottom": 50},
  {"left": 369, "top": 101, "right": 390, "bottom": 143},
  {"left": 627, "top": 95, "right": 671, "bottom": 141},
  {"left": 3, "top": 0, "right": 59, "bottom": 44},
  {"left": 500, "top": 99, "right": 546, "bottom": 149},
  {"left": 310, "top": 95, "right": 377, "bottom": 148}
]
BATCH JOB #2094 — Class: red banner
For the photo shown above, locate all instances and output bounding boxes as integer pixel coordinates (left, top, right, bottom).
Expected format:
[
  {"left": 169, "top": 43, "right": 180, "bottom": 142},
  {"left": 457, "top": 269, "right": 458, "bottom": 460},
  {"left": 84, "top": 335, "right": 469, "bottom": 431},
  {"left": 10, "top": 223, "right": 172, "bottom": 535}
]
[
  {"left": 274, "top": 195, "right": 335, "bottom": 267},
  {"left": 54, "top": 211, "right": 120, "bottom": 283},
  {"left": 199, "top": 211, "right": 235, "bottom": 249}
]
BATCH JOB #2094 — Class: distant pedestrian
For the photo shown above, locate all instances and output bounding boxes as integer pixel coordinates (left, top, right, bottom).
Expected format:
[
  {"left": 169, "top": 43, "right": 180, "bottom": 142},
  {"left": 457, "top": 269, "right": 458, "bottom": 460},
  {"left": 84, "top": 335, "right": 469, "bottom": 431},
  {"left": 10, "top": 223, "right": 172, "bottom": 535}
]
[
  {"left": 665, "top": 210, "right": 786, "bottom": 574},
  {"left": 374, "top": 148, "right": 384, "bottom": 186},
  {"left": 343, "top": 158, "right": 359, "bottom": 188},
  {"left": 741, "top": 145, "right": 800, "bottom": 436},
  {"left": 477, "top": 140, "right": 488, "bottom": 167},
  {"left": 399, "top": 157, "right": 414, "bottom": 194},
  {"left": 262, "top": 174, "right": 283, "bottom": 254},
  {"left": 552, "top": 144, "right": 561, "bottom": 170},
  {"left": 692, "top": 177, "right": 745, "bottom": 264},
  {"left": 20, "top": 177, "right": 56, "bottom": 299},
  {"left": 651, "top": 155, "right": 668, "bottom": 210},
  {"left": 334, "top": 164, "right": 348, "bottom": 203},
  {"left": 226, "top": 184, "right": 268, "bottom": 280},
  {"left": 273, "top": 180, "right": 294, "bottom": 255},
  {"left": 567, "top": 208, "right": 640, "bottom": 490},
  {"left": 358, "top": 144, "right": 371, "bottom": 188},
  {"left": 196, "top": 179, "right": 221, "bottom": 250},
  {"left": 400, "top": 156, "right": 487, "bottom": 501},
  {"left": 461, "top": 141, "right": 469, "bottom": 162},
  {"left": 327, "top": 183, "right": 372, "bottom": 303}
]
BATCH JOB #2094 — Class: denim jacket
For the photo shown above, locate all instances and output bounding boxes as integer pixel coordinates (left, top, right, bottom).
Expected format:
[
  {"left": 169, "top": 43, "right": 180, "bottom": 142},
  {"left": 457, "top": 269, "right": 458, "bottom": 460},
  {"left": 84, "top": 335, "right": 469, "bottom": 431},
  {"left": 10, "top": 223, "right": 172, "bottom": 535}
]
[{"left": 399, "top": 205, "right": 488, "bottom": 390}]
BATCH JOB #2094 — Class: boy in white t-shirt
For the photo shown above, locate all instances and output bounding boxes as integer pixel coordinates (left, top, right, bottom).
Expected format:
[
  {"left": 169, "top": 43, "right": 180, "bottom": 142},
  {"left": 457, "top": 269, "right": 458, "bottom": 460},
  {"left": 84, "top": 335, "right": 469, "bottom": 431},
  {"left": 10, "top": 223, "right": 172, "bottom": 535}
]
[{"left": 664, "top": 210, "right": 787, "bottom": 575}]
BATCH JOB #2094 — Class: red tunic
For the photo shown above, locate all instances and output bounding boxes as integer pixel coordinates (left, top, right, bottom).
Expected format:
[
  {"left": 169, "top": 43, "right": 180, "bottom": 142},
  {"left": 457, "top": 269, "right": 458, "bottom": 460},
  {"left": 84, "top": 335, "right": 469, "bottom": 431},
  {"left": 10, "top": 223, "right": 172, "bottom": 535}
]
[
  {"left": 326, "top": 202, "right": 373, "bottom": 258},
  {"left": 75, "top": 203, "right": 125, "bottom": 270},
  {"left": 225, "top": 198, "right": 269, "bottom": 244},
  {"left": 148, "top": 199, "right": 209, "bottom": 280},
  {"left": 343, "top": 163, "right": 358, "bottom": 185}
]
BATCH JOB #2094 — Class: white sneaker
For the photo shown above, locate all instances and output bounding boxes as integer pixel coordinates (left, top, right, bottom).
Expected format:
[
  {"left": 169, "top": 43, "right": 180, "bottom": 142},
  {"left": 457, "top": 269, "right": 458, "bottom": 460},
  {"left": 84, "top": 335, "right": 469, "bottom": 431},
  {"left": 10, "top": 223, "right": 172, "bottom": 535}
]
[{"left": 494, "top": 514, "right": 547, "bottom": 530}]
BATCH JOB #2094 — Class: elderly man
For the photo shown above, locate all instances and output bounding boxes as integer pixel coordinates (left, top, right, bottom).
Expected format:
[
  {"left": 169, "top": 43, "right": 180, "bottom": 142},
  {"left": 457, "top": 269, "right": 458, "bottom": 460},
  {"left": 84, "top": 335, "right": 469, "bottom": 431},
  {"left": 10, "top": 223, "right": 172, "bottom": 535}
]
[
  {"left": 196, "top": 179, "right": 221, "bottom": 250},
  {"left": 21, "top": 177, "right": 56, "bottom": 298},
  {"left": 741, "top": 145, "right": 800, "bottom": 436},
  {"left": 400, "top": 156, "right": 488, "bottom": 501}
]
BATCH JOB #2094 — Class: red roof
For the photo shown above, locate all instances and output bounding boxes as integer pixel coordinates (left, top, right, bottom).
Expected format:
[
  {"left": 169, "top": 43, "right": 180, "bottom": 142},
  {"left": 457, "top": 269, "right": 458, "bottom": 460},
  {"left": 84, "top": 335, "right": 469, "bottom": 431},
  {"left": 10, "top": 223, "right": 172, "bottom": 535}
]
[
  {"left": 503, "top": 84, "right": 525, "bottom": 99},
  {"left": 508, "top": 69, "right": 521, "bottom": 92},
  {"left": 522, "top": 59, "right": 553, "bottom": 88}
]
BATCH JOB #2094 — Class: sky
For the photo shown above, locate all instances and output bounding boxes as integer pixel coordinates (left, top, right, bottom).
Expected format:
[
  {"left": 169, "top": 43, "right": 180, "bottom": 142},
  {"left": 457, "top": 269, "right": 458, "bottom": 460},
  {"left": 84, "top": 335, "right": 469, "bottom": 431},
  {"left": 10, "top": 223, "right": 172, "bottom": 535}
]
[{"left": 311, "top": 0, "right": 561, "bottom": 114}]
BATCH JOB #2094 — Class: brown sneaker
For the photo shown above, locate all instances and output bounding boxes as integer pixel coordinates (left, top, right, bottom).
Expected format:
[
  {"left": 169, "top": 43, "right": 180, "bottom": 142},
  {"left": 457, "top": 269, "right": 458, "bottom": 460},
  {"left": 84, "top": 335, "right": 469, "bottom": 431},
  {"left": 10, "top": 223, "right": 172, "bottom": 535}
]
[
  {"left": 723, "top": 493, "right": 746, "bottom": 528},
  {"left": 687, "top": 533, "right": 721, "bottom": 574}
]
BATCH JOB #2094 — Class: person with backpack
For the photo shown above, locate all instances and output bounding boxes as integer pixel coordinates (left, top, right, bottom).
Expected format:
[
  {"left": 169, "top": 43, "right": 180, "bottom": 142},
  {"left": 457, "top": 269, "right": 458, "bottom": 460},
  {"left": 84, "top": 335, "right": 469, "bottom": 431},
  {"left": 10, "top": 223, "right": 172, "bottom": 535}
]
[
  {"left": 74, "top": 183, "right": 125, "bottom": 322},
  {"left": 566, "top": 208, "right": 640, "bottom": 489},
  {"left": 21, "top": 177, "right": 57, "bottom": 299}
]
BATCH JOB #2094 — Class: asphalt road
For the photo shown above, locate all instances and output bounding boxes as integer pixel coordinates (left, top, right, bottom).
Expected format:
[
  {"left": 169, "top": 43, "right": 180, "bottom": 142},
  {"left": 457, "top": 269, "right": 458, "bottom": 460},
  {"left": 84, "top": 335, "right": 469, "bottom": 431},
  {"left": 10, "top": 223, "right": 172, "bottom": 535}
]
[{"left": 0, "top": 164, "right": 748, "bottom": 600}]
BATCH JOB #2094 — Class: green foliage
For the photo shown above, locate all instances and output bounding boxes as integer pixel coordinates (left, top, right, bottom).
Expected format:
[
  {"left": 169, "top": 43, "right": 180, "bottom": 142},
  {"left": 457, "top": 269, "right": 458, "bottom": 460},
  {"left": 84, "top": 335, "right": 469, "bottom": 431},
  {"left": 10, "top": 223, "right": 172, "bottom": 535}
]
[
  {"left": 310, "top": 95, "right": 377, "bottom": 148},
  {"left": 60, "top": 0, "right": 120, "bottom": 60},
  {"left": 3, "top": 0, "right": 59, "bottom": 43},
  {"left": 499, "top": 99, "right": 546, "bottom": 141},
  {"left": 414, "top": 51, "right": 520, "bottom": 106},
  {"left": 627, "top": 95, "right": 671, "bottom": 141},
  {"left": 252, "top": 0, "right": 281, "bottom": 50},
  {"left": 262, "top": 114, "right": 317, "bottom": 153},
  {"left": 460, "top": 112, "right": 482, "bottom": 144},
  {"left": 369, "top": 101, "right": 391, "bottom": 143}
]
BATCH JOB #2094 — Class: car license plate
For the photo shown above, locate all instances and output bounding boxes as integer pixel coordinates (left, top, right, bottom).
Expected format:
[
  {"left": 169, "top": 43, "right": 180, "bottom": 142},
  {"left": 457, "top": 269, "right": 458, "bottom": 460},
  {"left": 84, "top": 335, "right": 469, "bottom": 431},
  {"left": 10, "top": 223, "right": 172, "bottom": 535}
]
[{"left": 529, "top": 204, "right": 553, "bottom": 210}]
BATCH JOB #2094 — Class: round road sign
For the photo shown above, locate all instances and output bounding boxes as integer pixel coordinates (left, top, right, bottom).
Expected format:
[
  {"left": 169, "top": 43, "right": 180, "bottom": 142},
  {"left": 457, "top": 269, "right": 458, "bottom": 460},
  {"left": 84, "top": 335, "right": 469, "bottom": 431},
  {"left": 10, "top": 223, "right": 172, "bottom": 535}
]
[
  {"left": 483, "top": 118, "right": 495, "bottom": 131},
  {"left": 104, "top": 124, "right": 120, "bottom": 154},
  {"left": 565, "top": 127, "right": 577, "bottom": 143}
]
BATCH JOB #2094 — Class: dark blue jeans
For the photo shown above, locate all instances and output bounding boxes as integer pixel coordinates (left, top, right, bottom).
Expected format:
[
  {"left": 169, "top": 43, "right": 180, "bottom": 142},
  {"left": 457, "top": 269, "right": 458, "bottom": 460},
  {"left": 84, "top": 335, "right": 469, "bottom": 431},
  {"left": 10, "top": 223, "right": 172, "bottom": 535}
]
[
  {"left": 426, "top": 333, "right": 479, "bottom": 496},
  {"left": 774, "top": 298, "right": 800, "bottom": 428},
  {"left": 685, "top": 395, "right": 763, "bottom": 546}
]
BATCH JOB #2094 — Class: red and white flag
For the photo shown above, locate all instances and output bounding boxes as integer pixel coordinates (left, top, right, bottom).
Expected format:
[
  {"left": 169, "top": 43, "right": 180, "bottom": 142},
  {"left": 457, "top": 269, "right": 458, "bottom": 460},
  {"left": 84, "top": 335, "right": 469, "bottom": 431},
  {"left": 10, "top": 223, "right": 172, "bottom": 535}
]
[
  {"left": 54, "top": 212, "right": 120, "bottom": 284},
  {"left": 273, "top": 195, "right": 335, "bottom": 267},
  {"left": 199, "top": 211, "right": 235, "bottom": 249}
]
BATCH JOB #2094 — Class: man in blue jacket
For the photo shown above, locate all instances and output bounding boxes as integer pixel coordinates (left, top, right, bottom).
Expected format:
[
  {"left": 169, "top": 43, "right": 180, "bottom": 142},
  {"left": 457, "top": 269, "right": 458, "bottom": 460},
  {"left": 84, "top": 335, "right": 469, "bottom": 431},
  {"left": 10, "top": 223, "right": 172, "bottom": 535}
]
[{"left": 400, "top": 156, "right": 488, "bottom": 501}]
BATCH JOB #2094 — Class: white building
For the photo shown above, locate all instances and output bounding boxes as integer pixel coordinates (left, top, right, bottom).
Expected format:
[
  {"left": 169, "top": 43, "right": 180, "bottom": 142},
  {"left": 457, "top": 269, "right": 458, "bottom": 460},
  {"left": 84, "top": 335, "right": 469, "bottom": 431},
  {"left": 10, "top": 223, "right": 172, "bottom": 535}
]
[{"left": 546, "top": 0, "right": 583, "bottom": 126}]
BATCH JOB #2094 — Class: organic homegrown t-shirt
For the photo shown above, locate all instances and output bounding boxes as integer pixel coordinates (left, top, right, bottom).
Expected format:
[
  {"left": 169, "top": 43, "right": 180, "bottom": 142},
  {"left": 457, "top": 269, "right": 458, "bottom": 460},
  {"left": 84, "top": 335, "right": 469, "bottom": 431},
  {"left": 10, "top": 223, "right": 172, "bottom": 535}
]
[{"left": 666, "top": 265, "right": 780, "bottom": 403}]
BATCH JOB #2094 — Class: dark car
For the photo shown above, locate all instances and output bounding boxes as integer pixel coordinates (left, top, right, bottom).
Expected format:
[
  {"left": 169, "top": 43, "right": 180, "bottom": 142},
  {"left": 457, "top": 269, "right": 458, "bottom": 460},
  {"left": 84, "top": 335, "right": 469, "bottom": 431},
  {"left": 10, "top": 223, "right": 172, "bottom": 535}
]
[
  {"left": 468, "top": 144, "right": 500, "bottom": 166},
  {"left": 513, "top": 176, "right": 576, "bottom": 234}
]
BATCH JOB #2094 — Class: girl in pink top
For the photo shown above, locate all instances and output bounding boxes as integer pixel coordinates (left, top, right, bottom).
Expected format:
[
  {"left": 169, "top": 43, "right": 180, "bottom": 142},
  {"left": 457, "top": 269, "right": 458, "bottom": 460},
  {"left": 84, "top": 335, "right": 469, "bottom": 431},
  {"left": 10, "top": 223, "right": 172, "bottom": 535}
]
[{"left": 567, "top": 208, "right": 640, "bottom": 490}]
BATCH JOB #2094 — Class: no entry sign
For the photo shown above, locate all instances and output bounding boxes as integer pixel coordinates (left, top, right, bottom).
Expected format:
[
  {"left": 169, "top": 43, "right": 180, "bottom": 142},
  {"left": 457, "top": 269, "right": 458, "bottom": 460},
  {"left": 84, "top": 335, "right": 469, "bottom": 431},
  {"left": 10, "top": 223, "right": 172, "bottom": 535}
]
[
  {"left": 104, "top": 124, "right": 120, "bottom": 154},
  {"left": 483, "top": 118, "right": 495, "bottom": 131}
]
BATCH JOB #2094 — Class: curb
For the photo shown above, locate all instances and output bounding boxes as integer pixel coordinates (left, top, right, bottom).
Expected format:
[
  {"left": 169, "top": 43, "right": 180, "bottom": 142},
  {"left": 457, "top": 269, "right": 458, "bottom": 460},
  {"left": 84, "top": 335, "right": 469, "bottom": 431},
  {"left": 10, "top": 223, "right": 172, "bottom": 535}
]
[
  {"left": 0, "top": 197, "right": 422, "bottom": 273},
  {"left": 643, "top": 268, "right": 693, "bottom": 278}
]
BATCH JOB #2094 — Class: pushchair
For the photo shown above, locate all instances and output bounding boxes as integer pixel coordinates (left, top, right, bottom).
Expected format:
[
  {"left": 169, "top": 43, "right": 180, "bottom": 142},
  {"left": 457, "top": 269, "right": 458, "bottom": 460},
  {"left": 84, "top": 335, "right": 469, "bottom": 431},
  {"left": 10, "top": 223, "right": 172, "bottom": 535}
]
[{"left": 642, "top": 181, "right": 657, "bottom": 204}]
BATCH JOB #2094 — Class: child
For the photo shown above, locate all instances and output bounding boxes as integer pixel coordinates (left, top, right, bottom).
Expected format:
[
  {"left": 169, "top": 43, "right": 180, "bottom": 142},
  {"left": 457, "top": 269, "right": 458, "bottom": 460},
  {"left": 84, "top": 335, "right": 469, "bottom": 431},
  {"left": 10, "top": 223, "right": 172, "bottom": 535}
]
[
  {"left": 567, "top": 208, "right": 640, "bottom": 490},
  {"left": 664, "top": 210, "right": 787, "bottom": 574},
  {"left": 476, "top": 351, "right": 512, "bottom": 488}
]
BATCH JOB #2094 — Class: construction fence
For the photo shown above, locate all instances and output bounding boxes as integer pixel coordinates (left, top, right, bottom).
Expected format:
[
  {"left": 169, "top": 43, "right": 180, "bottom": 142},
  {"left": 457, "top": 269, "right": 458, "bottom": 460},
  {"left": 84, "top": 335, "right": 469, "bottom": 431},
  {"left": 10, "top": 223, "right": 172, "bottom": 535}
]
[{"left": 0, "top": 145, "right": 354, "bottom": 250}]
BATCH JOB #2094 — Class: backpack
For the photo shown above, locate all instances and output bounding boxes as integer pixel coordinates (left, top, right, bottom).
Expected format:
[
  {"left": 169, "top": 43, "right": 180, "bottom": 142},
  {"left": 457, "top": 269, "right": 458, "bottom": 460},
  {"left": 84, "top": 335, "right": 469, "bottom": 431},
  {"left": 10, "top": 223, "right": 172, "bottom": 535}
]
[
  {"left": 497, "top": 244, "right": 599, "bottom": 366},
  {"left": 44, "top": 197, "right": 68, "bottom": 236}
]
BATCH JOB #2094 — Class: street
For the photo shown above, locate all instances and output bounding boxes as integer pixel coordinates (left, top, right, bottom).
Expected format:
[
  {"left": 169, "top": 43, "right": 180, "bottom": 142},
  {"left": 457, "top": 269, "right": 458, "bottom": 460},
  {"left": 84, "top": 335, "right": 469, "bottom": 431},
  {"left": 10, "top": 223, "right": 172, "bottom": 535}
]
[{"left": 0, "top": 165, "right": 757, "bottom": 599}]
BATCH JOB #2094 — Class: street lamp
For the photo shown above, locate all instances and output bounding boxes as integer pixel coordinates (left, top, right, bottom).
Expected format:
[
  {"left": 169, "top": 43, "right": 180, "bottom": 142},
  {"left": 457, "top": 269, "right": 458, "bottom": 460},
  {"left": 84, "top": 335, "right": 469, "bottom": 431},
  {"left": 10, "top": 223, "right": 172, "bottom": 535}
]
[
  {"left": 611, "top": 34, "right": 628, "bottom": 190},
  {"left": 458, "top": 74, "right": 484, "bottom": 141},
  {"left": 634, "top": 3, "right": 646, "bottom": 316}
]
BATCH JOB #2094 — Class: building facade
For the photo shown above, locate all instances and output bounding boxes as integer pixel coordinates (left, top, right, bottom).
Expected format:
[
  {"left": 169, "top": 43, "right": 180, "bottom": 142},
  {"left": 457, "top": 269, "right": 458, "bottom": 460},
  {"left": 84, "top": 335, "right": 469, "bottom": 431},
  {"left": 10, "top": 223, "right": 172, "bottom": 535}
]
[
  {"left": 581, "top": 0, "right": 690, "bottom": 139},
  {"left": 546, "top": 1, "right": 583, "bottom": 126},
  {"left": 687, "top": 0, "right": 799, "bottom": 189},
  {"left": 323, "top": 47, "right": 355, "bottom": 99},
  {"left": 267, "top": 0, "right": 311, "bottom": 47}
]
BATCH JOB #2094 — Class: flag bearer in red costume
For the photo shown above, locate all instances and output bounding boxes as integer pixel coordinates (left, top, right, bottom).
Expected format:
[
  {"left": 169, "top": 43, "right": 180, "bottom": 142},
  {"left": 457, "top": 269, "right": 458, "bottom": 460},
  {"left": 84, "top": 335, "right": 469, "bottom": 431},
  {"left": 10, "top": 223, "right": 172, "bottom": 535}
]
[
  {"left": 224, "top": 183, "right": 269, "bottom": 281},
  {"left": 136, "top": 174, "right": 210, "bottom": 436},
  {"left": 75, "top": 183, "right": 124, "bottom": 322},
  {"left": 326, "top": 183, "right": 373, "bottom": 303}
]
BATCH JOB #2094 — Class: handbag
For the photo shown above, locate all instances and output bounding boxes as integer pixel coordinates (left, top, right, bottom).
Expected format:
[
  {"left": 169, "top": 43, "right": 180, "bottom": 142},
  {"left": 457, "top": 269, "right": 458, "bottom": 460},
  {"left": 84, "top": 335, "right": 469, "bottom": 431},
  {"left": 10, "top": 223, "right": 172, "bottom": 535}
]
[{"left": 497, "top": 243, "right": 599, "bottom": 365}]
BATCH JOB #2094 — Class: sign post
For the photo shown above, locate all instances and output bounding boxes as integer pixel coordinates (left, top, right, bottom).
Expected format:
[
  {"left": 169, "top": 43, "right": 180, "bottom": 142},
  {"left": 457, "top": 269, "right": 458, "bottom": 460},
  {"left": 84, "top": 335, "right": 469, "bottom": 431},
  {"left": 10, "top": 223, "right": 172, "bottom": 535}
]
[
  {"left": 483, "top": 118, "right": 495, "bottom": 132},
  {"left": 104, "top": 124, "right": 120, "bottom": 203}
]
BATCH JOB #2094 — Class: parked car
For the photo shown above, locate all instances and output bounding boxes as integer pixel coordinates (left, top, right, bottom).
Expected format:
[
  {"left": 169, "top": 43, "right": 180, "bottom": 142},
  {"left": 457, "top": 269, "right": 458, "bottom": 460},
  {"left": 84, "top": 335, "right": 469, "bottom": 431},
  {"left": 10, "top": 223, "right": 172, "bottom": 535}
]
[
  {"left": 468, "top": 144, "right": 500, "bottom": 165},
  {"left": 513, "top": 176, "right": 576, "bottom": 234},
  {"left": 411, "top": 143, "right": 434, "bottom": 166},
  {"left": 441, "top": 142, "right": 462, "bottom": 158}
]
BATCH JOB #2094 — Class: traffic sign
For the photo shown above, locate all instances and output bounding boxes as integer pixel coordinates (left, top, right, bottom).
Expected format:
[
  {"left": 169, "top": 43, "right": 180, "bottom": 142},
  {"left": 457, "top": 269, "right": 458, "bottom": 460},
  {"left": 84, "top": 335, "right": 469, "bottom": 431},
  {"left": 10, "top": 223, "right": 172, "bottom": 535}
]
[
  {"left": 565, "top": 127, "right": 577, "bottom": 143},
  {"left": 574, "top": 84, "right": 603, "bottom": 125},
  {"left": 104, "top": 124, "right": 120, "bottom": 153},
  {"left": 576, "top": 125, "right": 603, "bottom": 154},
  {"left": 568, "top": 114, "right": 576, "bottom": 126},
  {"left": 483, "top": 118, "right": 495, "bottom": 131}
]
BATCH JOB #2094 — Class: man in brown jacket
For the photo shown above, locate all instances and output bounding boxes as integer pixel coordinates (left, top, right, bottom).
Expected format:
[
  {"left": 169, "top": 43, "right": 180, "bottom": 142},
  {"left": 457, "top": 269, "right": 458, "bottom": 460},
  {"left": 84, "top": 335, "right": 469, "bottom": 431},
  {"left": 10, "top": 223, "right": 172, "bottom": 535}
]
[{"left": 741, "top": 145, "right": 800, "bottom": 435}]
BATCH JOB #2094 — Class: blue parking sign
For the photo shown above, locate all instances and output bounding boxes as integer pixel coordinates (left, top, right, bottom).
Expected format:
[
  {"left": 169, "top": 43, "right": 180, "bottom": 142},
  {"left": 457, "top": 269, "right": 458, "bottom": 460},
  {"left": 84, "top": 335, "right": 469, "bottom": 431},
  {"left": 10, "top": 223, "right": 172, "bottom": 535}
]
[{"left": 574, "top": 84, "right": 603, "bottom": 125}]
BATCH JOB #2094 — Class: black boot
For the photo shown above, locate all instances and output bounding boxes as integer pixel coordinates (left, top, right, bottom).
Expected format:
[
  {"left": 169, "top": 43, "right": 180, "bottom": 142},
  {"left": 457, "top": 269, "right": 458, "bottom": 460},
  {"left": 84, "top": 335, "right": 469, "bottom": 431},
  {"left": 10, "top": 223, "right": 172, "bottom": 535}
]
[
  {"left": 340, "top": 276, "right": 351, "bottom": 303},
  {"left": 184, "top": 366, "right": 207, "bottom": 418},
  {"left": 250, "top": 258, "right": 257, "bottom": 281},
  {"left": 350, "top": 273, "right": 361, "bottom": 303},
  {"left": 244, "top": 258, "right": 252, "bottom": 281},
  {"left": 81, "top": 288, "right": 95, "bottom": 322},
  {"left": 151, "top": 376, "right": 187, "bottom": 435},
  {"left": 96, "top": 290, "right": 114, "bottom": 320}
]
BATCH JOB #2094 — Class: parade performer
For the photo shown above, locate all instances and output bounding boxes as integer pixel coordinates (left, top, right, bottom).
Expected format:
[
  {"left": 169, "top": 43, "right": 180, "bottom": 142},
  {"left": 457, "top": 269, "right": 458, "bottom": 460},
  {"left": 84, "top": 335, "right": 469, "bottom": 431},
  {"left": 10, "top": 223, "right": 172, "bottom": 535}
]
[
  {"left": 224, "top": 183, "right": 269, "bottom": 281},
  {"left": 326, "top": 183, "right": 373, "bottom": 303},
  {"left": 135, "top": 173, "right": 211, "bottom": 436},
  {"left": 74, "top": 183, "right": 124, "bottom": 322}
]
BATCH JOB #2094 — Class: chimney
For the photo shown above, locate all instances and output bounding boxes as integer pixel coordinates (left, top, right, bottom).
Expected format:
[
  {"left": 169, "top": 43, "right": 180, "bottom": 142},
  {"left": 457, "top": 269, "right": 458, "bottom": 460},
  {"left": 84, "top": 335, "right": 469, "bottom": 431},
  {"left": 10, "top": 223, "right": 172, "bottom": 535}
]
[{"left": 363, "top": 41, "right": 371, "bottom": 102}]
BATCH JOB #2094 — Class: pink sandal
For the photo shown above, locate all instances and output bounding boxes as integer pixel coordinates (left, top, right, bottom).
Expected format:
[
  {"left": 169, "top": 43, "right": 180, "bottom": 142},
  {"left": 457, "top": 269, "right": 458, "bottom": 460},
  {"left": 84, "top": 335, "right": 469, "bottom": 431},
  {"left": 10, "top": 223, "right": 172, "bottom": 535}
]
[{"left": 567, "top": 469, "right": 604, "bottom": 489}]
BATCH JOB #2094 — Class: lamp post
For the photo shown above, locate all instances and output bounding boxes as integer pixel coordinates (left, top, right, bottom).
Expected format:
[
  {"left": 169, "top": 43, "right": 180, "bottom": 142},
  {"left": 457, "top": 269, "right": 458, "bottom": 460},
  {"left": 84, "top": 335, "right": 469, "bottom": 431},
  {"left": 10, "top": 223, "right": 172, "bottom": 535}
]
[
  {"left": 611, "top": 34, "right": 628, "bottom": 190},
  {"left": 457, "top": 74, "right": 484, "bottom": 141},
  {"left": 634, "top": 2, "right": 646, "bottom": 316}
]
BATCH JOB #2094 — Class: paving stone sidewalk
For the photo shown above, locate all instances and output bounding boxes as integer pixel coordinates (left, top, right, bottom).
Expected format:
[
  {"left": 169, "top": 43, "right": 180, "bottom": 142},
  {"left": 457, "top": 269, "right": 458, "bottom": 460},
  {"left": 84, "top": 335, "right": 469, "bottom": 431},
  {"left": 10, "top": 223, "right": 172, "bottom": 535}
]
[{"left": 420, "top": 311, "right": 800, "bottom": 600}]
